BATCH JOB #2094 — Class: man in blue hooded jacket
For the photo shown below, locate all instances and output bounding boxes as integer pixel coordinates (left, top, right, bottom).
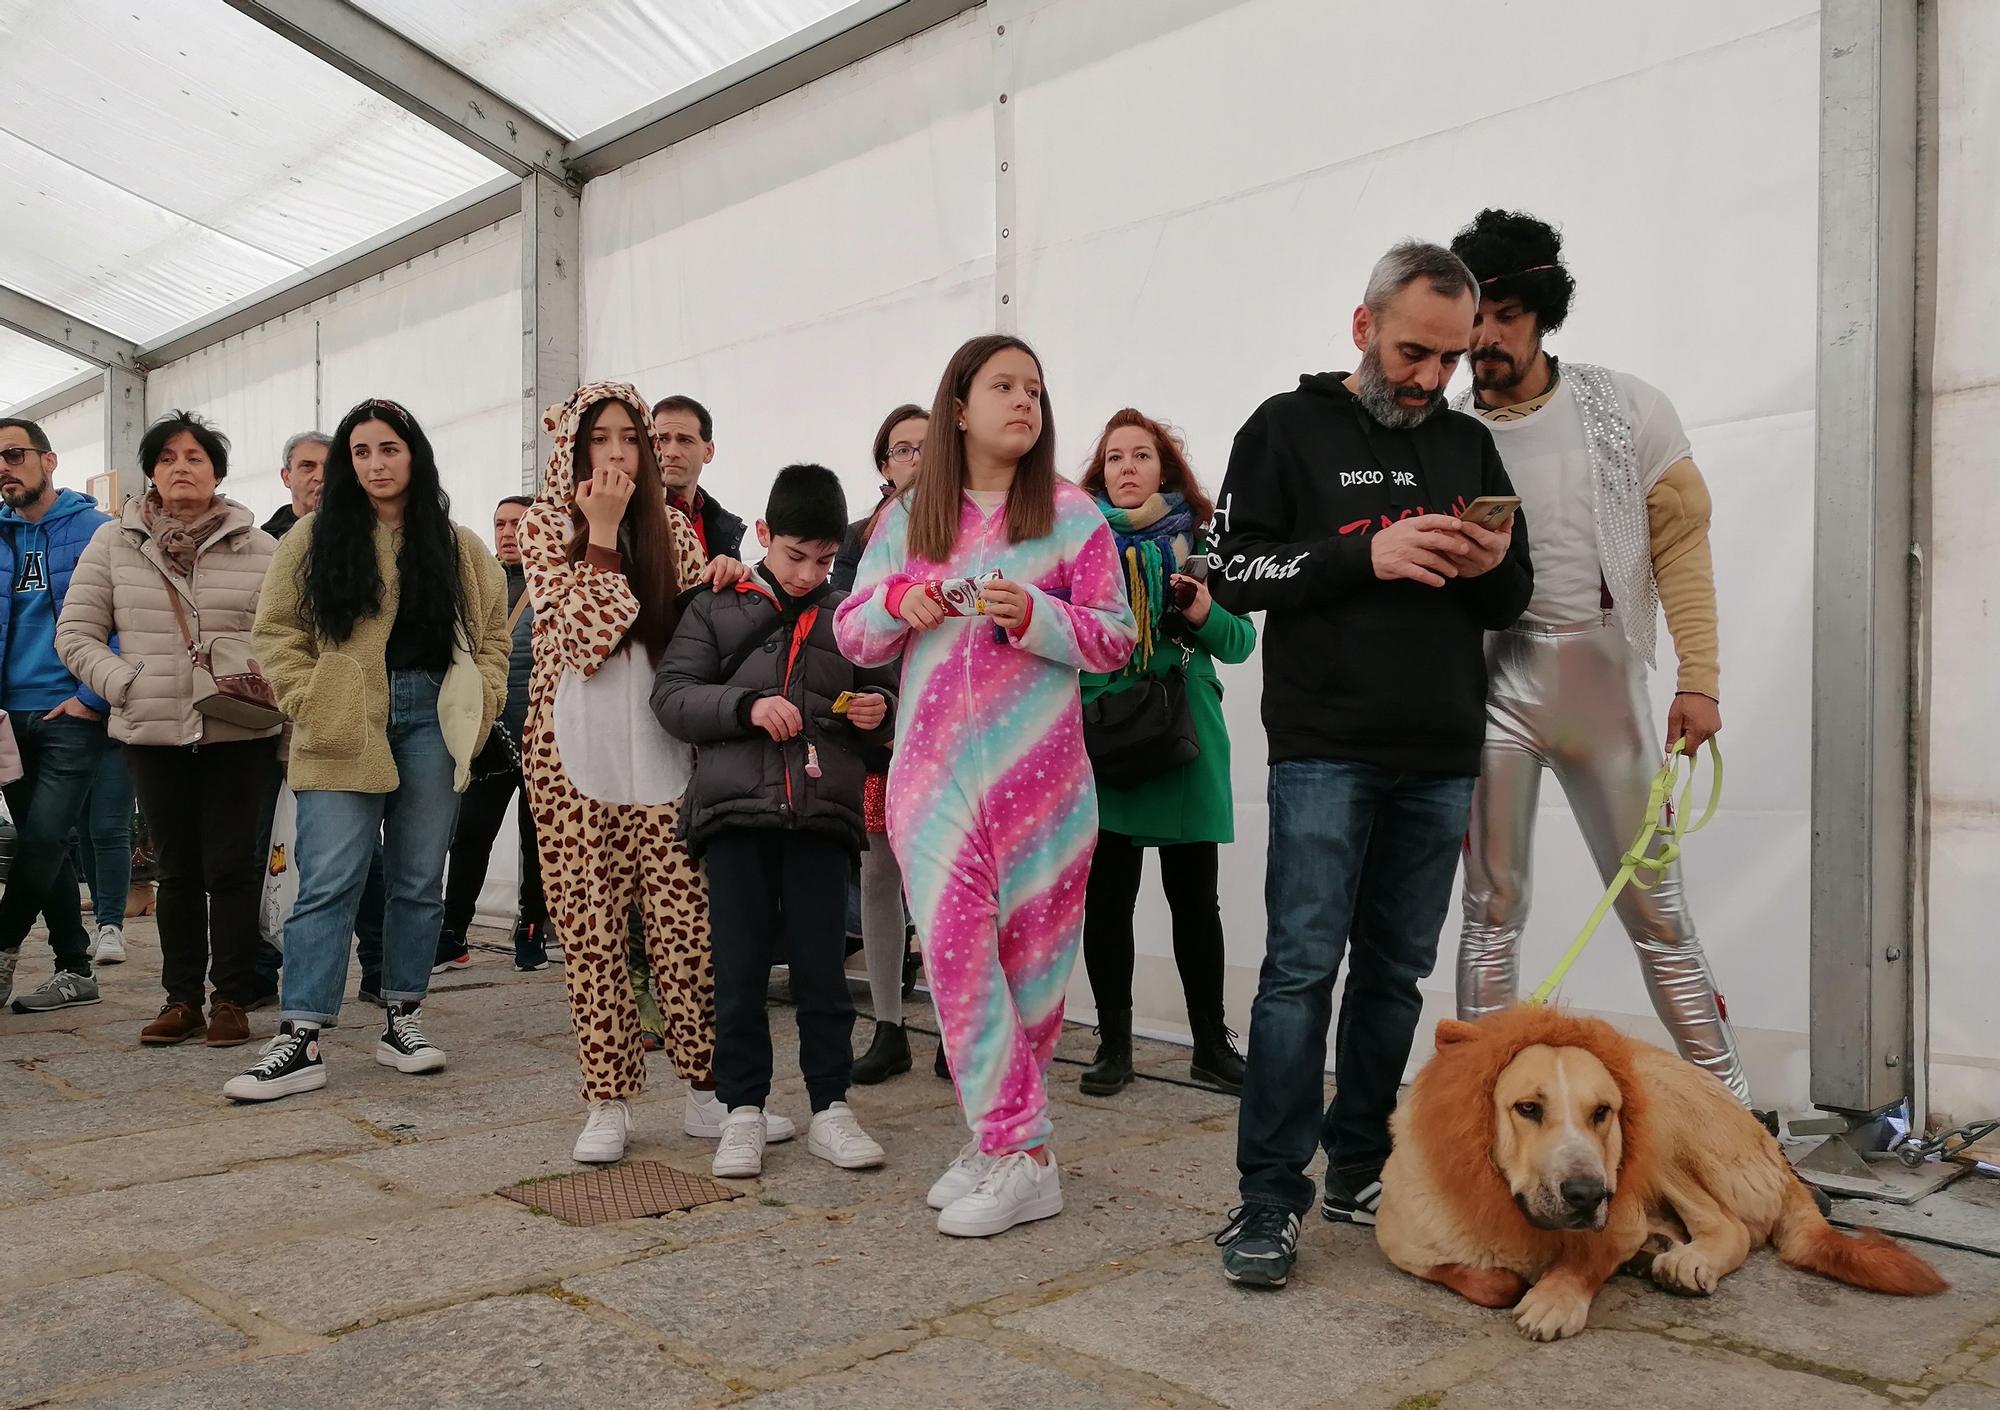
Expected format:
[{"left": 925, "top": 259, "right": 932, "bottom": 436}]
[{"left": 0, "top": 418, "right": 113, "bottom": 1014}]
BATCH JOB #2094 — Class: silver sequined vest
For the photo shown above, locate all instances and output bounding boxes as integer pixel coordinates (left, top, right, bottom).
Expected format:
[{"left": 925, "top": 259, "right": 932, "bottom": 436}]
[{"left": 1456, "top": 362, "right": 1658, "bottom": 666}]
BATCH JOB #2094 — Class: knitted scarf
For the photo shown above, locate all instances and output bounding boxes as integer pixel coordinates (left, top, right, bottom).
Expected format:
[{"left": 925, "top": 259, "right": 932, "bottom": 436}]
[
  {"left": 142, "top": 489, "right": 231, "bottom": 578},
  {"left": 1096, "top": 492, "right": 1194, "bottom": 672}
]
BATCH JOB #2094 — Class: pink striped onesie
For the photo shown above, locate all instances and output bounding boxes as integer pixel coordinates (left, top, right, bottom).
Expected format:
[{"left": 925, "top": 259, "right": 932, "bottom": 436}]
[{"left": 834, "top": 482, "right": 1135, "bottom": 1154}]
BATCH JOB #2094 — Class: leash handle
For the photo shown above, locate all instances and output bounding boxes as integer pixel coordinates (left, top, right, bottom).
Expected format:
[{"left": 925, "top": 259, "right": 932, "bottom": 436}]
[{"left": 1526, "top": 738, "right": 1722, "bottom": 1004}]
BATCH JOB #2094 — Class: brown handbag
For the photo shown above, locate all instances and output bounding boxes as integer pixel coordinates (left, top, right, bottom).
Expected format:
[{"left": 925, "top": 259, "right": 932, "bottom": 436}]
[{"left": 152, "top": 564, "right": 285, "bottom": 730}]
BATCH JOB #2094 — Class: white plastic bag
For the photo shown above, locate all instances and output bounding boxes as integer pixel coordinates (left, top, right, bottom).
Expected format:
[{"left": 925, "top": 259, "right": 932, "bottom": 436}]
[{"left": 258, "top": 783, "right": 299, "bottom": 951}]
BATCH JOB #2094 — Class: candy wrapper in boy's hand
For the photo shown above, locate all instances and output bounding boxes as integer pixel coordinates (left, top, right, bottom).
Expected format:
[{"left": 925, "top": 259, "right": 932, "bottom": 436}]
[{"left": 923, "top": 569, "right": 1002, "bottom": 617}]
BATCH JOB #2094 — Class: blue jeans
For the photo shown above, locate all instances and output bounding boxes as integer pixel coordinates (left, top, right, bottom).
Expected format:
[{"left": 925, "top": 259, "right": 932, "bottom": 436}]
[
  {"left": 0, "top": 712, "right": 108, "bottom": 973},
  {"left": 79, "top": 744, "right": 134, "bottom": 928},
  {"left": 279, "top": 672, "right": 460, "bottom": 1026},
  {"left": 1235, "top": 759, "right": 1476, "bottom": 1216}
]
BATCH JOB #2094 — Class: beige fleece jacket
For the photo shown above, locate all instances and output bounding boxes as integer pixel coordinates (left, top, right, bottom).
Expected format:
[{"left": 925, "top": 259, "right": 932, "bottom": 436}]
[
  {"left": 253, "top": 514, "right": 510, "bottom": 794},
  {"left": 56, "top": 496, "right": 281, "bottom": 747}
]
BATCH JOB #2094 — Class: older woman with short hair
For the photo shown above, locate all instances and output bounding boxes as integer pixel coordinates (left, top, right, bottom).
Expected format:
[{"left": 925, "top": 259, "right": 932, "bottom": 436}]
[{"left": 58, "top": 409, "right": 281, "bottom": 1048}]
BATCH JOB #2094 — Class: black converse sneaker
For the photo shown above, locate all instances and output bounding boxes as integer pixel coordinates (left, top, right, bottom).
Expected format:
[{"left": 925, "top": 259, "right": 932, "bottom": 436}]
[
  {"left": 222, "top": 1023, "right": 327, "bottom": 1103},
  {"left": 377, "top": 1003, "right": 447, "bottom": 1074}
]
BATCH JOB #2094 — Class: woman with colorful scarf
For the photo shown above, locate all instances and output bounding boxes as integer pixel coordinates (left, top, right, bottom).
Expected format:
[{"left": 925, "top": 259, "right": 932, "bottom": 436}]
[
  {"left": 1076, "top": 409, "right": 1256, "bottom": 1095},
  {"left": 56, "top": 410, "right": 282, "bottom": 1049}
]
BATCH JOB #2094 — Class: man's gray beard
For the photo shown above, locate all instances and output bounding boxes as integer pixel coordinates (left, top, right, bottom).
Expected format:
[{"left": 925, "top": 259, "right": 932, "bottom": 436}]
[{"left": 1354, "top": 342, "right": 1444, "bottom": 429}]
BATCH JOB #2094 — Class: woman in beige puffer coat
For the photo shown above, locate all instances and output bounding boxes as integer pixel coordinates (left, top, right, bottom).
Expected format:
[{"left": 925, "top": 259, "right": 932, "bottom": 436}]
[{"left": 57, "top": 410, "right": 280, "bottom": 1051}]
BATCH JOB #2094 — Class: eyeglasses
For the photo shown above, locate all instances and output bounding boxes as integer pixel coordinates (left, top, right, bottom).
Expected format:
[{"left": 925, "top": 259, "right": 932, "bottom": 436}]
[
  {"left": 885, "top": 444, "right": 922, "bottom": 464},
  {"left": 0, "top": 446, "right": 47, "bottom": 467}
]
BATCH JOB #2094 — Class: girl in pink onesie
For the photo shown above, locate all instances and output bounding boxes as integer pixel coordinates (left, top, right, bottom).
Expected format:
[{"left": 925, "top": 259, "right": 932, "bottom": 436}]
[{"left": 835, "top": 335, "right": 1136, "bottom": 1239}]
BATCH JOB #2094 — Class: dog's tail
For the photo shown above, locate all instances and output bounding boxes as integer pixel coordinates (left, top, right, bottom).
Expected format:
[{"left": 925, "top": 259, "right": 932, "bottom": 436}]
[{"left": 1772, "top": 1176, "right": 1947, "bottom": 1295}]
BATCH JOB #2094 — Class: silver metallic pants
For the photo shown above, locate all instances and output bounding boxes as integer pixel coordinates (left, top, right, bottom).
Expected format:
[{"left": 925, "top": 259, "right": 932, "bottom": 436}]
[{"left": 1457, "top": 617, "right": 1752, "bottom": 1105}]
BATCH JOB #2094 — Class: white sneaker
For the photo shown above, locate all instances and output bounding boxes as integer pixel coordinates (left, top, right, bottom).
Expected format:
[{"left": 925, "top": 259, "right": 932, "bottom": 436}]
[
  {"left": 683, "top": 1087, "right": 795, "bottom": 1143},
  {"left": 806, "top": 1102, "right": 885, "bottom": 1170},
  {"left": 91, "top": 924, "right": 126, "bottom": 964},
  {"left": 573, "top": 1099, "right": 632, "bottom": 1164},
  {"left": 926, "top": 1140, "right": 997, "bottom": 1210},
  {"left": 937, "top": 1150, "right": 1064, "bottom": 1238},
  {"left": 711, "top": 1107, "right": 768, "bottom": 1179}
]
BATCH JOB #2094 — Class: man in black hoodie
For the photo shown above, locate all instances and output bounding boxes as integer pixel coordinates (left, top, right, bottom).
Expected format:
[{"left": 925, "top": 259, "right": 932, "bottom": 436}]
[{"left": 1213, "top": 241, "right": 1533, "bottom": 1290}]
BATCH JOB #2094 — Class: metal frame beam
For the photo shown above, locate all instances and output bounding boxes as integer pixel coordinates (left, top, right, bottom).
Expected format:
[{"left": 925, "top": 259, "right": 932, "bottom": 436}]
[
  {"left": 103, "top": 366, "right": 147, "bottom": 508},
  {"left": 2, "top": 369, "right": 103, "bottom": 423},
  {"left": 520, "top": 174, "right": 580, "bottom": 492},
  {"left": 137, "top": 176, "right": 521, "bottom": 370},
  {"left": 567, "top": 0, "right": 983, "bottom": 180},
  {"left": 1809, "top": 0, "right": 1920, "bottom": 1117},
  {"left": 0, "top": 286, "right": 142, "bottom": 371},
  {"left": 220, "top": 0, "right": 573, "bottom": 189}
]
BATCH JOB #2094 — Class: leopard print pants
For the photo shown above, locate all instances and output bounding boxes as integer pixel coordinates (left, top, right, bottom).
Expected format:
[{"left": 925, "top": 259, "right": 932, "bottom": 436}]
[{"left": 530, "top": 783, "right": 715, "bottom": 1102}]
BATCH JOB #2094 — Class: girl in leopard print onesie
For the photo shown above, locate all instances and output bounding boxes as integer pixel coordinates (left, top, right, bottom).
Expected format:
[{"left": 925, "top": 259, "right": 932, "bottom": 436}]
[{"left": 522, "top": 383, "right": 769, "bottom": 1164}]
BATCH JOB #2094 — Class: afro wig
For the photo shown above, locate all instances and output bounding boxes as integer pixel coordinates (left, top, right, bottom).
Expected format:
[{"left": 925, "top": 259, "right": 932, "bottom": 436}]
[{"left": 1450, "top": 208, "right": 1577, "bottom": 335}]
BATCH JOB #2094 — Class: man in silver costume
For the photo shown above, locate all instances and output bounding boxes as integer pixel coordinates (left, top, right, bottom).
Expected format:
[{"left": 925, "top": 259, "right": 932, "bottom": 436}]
[{"left": 1448, "top": 209, "right": 1755, "bottom": 1110}]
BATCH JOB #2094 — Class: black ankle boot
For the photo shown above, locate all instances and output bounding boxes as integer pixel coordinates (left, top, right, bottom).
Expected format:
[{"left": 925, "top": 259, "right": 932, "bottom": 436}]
[
  {"left": 934, "top": 1040, "right": 952, "bottom": 1081},
  {"left": 1189, "top": 1013, "right": 1246, "bottom": 1095},
  {"left": 1080, "top": 1009, "right": 1134, "bottom": 1096},
  {"left": 852, "top": 1020, "right": 912, "bottom": 1085}
]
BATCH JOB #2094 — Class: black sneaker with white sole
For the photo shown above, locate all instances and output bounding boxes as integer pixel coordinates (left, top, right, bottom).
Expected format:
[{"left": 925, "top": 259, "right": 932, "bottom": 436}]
[
  {"left": 222, "top": 1024, "right": 327, "bottom": 1103},
  {"left": 1217, "top": 1204, "right": 1302, "bottom": 1288},
  {"left": 1321, "top": 1175, "right": 1382, "bottom": 1226},
  {"left": 377, "top": 1004, "right": 447, "bottom": 1074}
]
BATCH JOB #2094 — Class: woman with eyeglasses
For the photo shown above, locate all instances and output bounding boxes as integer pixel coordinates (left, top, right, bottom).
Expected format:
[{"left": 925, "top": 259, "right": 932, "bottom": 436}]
[
  {"left": 837, "top": 403, "right": 936, "bottom": 1085},
  {"left": 224, "top": 397, "right": 511, "bottom": 1103}
]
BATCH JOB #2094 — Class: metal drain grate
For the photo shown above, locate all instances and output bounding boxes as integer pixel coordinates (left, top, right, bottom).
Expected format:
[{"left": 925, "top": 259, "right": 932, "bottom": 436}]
[{"left": 501, "top": 1161, "right": 739, "bottom": 1226}]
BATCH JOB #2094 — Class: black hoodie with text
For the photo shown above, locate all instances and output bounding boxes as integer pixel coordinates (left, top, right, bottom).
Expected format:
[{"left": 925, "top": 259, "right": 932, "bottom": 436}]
[{"left": 1209, "top": 372, "right": 1533, "bottom": 775}]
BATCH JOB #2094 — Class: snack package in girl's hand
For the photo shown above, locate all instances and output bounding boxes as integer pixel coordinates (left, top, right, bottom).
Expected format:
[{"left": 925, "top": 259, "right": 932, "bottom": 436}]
[{"left": 926, "top": 569, "right": 1002, "bottom": 617}]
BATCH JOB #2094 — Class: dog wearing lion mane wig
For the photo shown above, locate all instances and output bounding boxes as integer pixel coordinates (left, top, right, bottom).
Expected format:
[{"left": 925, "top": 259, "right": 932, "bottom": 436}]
[{"left": 1375, "top": 1006, "right": 1946, "bottom": 1342}]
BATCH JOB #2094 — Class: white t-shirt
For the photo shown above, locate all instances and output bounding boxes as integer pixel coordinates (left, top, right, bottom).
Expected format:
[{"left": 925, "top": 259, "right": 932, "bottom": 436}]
[
  {"left": 552, "top": 646, "right": 693, "bottom": 805},
  {"left": 1479, "top": 369, "right": 1691, "bottom": 626}
]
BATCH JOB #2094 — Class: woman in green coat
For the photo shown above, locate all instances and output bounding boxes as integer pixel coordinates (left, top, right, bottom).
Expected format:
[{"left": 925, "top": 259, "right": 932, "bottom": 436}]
[{"left": 1077, "top": 409, "right": 1256, "bottom": 1096}]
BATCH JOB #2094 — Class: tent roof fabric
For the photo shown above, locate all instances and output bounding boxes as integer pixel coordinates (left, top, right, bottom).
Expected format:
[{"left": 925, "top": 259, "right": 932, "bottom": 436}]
[{"left": 0, "top": 0, "right": 865, "bottom": 406}]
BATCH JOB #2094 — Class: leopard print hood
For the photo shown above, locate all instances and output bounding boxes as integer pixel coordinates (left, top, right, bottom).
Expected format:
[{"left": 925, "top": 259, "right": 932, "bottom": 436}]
[{"left": 540, "top": 381, "right": 657, "bottom": 507}]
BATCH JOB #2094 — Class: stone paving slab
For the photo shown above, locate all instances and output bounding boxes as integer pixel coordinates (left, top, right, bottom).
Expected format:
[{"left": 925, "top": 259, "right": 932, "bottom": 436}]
[
  {"left": 1433, "top": 1328, "right": 1895, "bottom": 1410},
  {"left": 0, "top": 1028, "right": 95, "bottom": 1061},
  {"left": 0, "top": 1058, "right": 66, "bottom": 1106},
  {"left": 569, "top": 1178, "right": 1213, "bottom": 1373},
  {"left": 0, "top": 1270, "right": 248, "bottom": 1406},
  {"left": 1002, "top": 1253, "right": 1484, "bottom": 1410},
  {"left": 1066, "top": 1124, "right": 1240, "bottom": 1212},
  {"left": 181, "top": 1199, "right": 675, "bottom": 1335},
  {"left": 0, "top": 1161, "right": 402, "bottom": 1288},
  {"left": 25, "top": 1108, "right": 378, "bottom": 1191},
  {"left": 1929, "top": 1388, "right": 2000, "bottom": 1410},
  {"left": 67, "top": 1293, "right": 727, "bottom": 1410},
  {"left": 738, "top": 1335, "right": 1159, "bottom": 1409},
  {"left": 0, "top": 1157, "right": 50, "bottom": 1206},
  {"left": 336, "top": 1065, "right": 587, "bottom": 1140},
  {"left": 0, "top": 1087, "right": 219, "bottom": 1152},
  {"left": 1843, "top": 1176, "right": 2000, "bottom": 1258},
  {"left": 332, "top": 1115, "right": 598, "bottom": 1199},
  {"left": 1615, "top": 1243, "right": 2000, "bottom": 1383}
]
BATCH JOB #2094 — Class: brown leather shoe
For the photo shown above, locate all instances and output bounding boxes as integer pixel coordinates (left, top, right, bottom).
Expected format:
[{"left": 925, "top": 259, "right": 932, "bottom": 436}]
[
  {"left": 141, "top": 1002, "right": 206, "bottom": 1046},
  {"left": 205, "top": 1001, "right": 252, "bottom": 1048}
]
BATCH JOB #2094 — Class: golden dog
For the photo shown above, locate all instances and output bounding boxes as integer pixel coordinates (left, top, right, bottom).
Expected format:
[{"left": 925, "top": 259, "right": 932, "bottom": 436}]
[{"left": 1376, "top": 1007, "right": 1946, "bottom": 1341}]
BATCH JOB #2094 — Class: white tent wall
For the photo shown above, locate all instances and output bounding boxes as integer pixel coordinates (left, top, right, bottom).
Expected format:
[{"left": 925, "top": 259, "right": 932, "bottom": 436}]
[
  {"left": 1920, "top": 0, "right": 1999, "bottom": 1126},
  {"left": 38, "top": 394, "right": 107, "bottom": 499},
  {"left": 582, "top": 0, "right": 1822, "bottom": 1103}
]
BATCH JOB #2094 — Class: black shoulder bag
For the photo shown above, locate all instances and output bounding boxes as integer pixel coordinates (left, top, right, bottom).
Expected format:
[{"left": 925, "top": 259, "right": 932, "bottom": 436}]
[{"left": 1082, "top": 639, "right": 1200, "bottom": 787}]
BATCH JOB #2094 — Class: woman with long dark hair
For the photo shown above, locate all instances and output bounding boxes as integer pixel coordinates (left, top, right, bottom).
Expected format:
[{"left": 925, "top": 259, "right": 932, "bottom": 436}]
[
  {"left": 834, "top": 336, "right": 1136, "bottom": 1238},
  {"left": 1074, "top": 409, "right": 1255, "bottom": 1096},
  {"left": 519, "top": 382, "right": 743, "bottom": 1165},
  {"left": 225, "top": 398, "right": 510, "bottom": 1102}
]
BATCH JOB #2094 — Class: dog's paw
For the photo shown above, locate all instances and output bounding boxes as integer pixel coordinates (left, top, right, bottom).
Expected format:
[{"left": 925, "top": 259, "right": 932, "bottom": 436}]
[
  {"left": 1650, "top": 1244, "right": 1718, "bottom": 1296},
  {"left": 1514, "top": 1280, "right": 1593, "bottom": 1342}
]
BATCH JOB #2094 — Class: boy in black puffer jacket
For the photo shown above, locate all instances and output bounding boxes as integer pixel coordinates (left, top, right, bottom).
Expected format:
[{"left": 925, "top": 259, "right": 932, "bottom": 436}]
[{"left": 652, "top": 464, "right": 899, "bottom": 1181}]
